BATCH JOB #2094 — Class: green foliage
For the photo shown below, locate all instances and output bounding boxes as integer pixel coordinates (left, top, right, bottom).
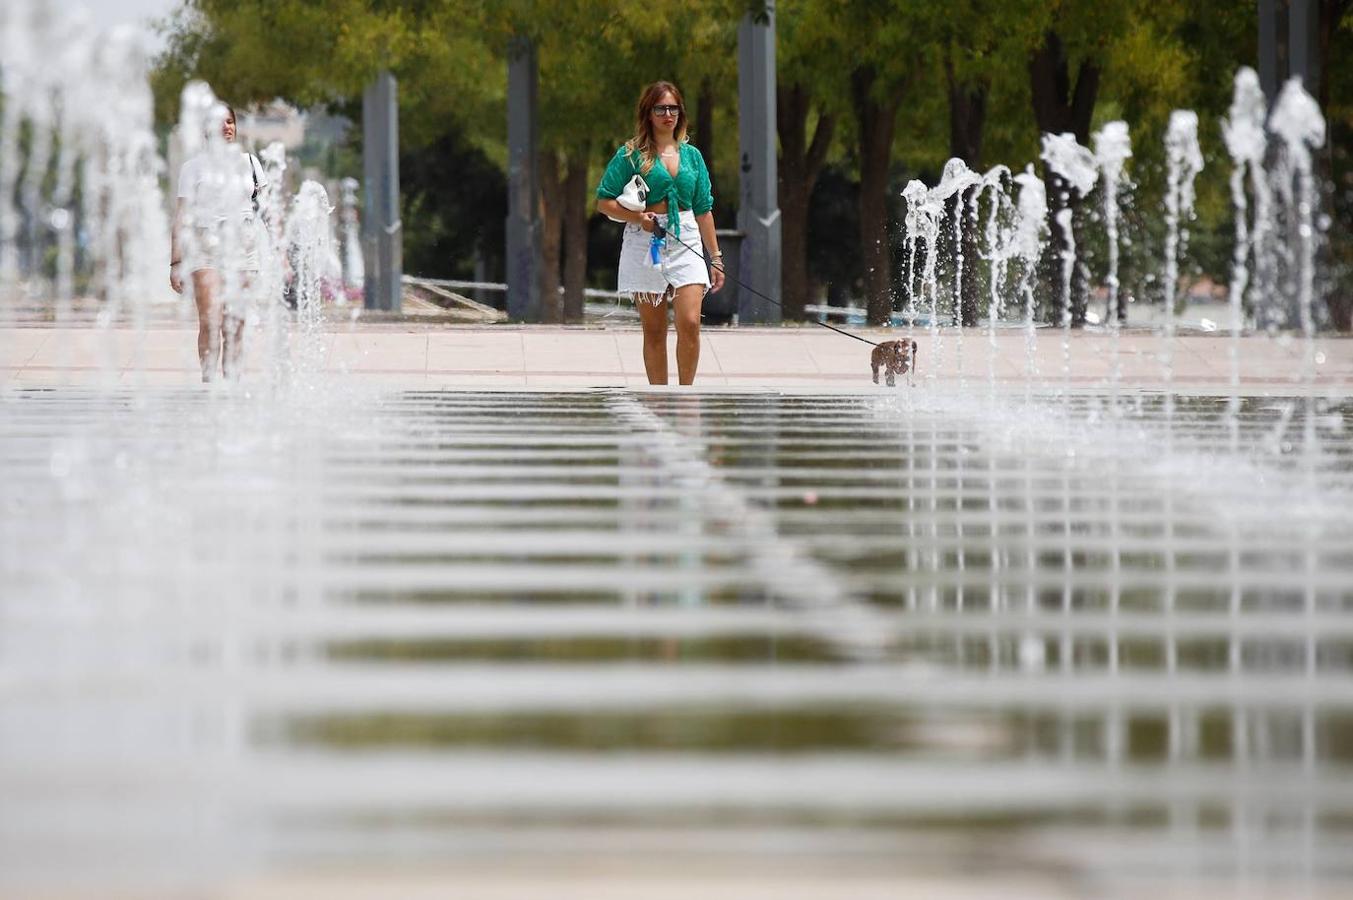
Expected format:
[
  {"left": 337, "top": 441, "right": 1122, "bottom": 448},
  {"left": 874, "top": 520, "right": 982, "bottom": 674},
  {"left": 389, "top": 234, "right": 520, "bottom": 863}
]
[
  {"left": 154, "top": 0, "right": 501, "bottom": 150},
  {"left": 149, "top": 0, "right": 1351, "bottom": 305},
  {"left": 401, "top": 123, "right": 506, "bottom": 280}
]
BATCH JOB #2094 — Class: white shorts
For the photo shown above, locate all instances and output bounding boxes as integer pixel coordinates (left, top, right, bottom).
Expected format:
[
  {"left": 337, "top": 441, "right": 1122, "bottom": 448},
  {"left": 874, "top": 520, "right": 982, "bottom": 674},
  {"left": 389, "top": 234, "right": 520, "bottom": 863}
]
[
  {"left": 617, "top": 209, "right": 710, "bottom": 302},
  {"left": 190, "top": 217, "right": 263, "bottom": 274}
]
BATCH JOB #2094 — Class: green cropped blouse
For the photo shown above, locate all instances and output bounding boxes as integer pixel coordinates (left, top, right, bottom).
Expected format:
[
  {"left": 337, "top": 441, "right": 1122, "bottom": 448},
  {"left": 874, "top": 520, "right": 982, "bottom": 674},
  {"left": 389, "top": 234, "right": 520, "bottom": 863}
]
[{"left": 595, "top": 142, "right": 713, "bottom": 239}]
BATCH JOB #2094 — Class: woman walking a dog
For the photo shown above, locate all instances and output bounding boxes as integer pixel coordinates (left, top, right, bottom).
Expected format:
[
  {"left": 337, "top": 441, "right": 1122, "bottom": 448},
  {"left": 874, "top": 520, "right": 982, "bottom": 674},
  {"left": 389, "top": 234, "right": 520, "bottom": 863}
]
[{"left": 596, "top": 82, "right": 725, "bottom": 385}]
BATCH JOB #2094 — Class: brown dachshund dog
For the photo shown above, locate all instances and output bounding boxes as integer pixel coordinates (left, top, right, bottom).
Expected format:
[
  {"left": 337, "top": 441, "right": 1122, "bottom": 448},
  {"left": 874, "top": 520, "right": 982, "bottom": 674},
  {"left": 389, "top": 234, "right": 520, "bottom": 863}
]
[{"left": 871, "top": 339, "right": 918, "bottom": 386}]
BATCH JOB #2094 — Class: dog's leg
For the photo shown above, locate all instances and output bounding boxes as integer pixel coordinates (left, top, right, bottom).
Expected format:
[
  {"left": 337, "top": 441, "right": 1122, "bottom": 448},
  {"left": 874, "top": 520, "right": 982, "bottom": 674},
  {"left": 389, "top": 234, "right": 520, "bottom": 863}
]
[
  {"left": 886, "top": 371, "right": 896, "bottom": 387},
  {"left": 872, "top": 363, "right": 880, "bottom": 385}
]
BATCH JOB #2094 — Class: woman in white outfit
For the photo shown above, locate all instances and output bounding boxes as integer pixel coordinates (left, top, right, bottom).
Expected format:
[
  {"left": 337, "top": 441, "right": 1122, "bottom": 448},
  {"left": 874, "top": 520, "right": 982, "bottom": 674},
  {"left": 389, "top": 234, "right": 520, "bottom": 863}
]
[
  {"left": 596, "top": 82, "right": 725, "bottom": 385},
  {"left": 169, "top": 104, "right": 266, "bottom": 382}
]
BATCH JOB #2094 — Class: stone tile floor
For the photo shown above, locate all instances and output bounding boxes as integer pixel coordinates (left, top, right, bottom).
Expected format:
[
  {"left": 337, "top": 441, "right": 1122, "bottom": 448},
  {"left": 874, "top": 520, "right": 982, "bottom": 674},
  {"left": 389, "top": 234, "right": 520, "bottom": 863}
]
[{"left": 2, "top": 323, "right": 1351, "bottom": 392}]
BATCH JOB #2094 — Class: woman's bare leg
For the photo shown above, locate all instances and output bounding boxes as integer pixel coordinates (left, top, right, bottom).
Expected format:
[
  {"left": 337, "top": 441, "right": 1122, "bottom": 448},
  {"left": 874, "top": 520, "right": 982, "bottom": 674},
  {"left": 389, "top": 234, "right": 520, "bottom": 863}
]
[
  {"left": 192, "top": 269, "right": 223, "bottom": 382},
  {"left": 221, "top": 313, "right": 245, "bottom": 380},
  {"left": 673, "top": 285, "right": 704, "bottom": 385},
  {"left": 636, "top": 294, "right": 669, "bottom": 385},
  {"left": 220, "top": 274, "right": 250, "bottom": 380}
]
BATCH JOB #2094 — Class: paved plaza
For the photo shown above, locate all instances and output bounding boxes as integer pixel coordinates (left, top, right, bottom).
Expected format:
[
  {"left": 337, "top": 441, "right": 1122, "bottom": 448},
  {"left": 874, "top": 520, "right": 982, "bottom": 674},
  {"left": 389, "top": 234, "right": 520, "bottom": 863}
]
[
  {"left": 2, "top": 322, "right": 1351, "bottom": 392},
  {"left": 5, "top": 322, "right": 1353, "bottom": 900}
]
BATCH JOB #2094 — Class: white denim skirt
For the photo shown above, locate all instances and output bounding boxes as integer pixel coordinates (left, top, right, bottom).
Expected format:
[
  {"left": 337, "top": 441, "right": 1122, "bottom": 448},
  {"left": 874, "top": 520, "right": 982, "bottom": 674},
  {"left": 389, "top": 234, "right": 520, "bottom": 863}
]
[
  {"left": 617, "top": 209, "right": 709, "bottom": 301},
  {"left": 190, "top": 216, "right": 263, "bottom": 274}
]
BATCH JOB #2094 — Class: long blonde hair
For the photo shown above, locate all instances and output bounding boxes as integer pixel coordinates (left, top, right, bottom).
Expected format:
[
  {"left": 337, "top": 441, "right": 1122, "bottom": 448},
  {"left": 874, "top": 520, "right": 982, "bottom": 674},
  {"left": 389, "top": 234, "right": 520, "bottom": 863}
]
[{"left": 624, "top": 81, "right": 688, "bottom": 175}]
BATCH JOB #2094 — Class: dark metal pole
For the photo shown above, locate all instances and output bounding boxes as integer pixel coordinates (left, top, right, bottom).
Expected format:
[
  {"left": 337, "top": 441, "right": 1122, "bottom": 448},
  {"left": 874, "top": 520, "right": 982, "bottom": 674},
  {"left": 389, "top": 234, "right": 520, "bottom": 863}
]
[
  {"left": 362, "top": 70, "right": 401, "bottom": 312},
  {"left": 736, "top": 4, "right": 781, "bottom": 324},
  {"left": 1257, "top": 0, "right": 1319, "bottom": 104},
  {"left": 506, "top": 35, "right": 542, "bottom": 322},
  {"left": 1257, "top": 0, "right": 1324, "bottom": 330},
  {"left": 1288, "top": 0, "right": 1319, "bottom": 100},
  {"left": 1257, "top": 0, "right": 1282, "bottom": 100}
]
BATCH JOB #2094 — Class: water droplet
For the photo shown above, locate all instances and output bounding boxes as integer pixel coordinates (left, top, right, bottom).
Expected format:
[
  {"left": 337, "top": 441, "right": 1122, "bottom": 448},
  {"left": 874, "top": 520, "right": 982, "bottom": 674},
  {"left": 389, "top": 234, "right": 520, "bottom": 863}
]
[{"left": 1019, "top": 636, "right": 1045, "bottom": 670}]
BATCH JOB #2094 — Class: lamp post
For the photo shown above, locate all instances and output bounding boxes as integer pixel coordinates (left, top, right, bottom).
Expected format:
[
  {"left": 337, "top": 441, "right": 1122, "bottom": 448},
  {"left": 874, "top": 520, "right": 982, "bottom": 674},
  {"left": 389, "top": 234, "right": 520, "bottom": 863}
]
[
  {"left": 1258, "top": 0, "right": 1320, "bottom": 103},
  {"left": 361, "top": 70, "right": 401, "bottom": 312},
  {"left": 736, "top": 4, "right": 781, "bottom": 324},
  {"left": 506, "top": 35, "right": 543, "bottom": 322}
]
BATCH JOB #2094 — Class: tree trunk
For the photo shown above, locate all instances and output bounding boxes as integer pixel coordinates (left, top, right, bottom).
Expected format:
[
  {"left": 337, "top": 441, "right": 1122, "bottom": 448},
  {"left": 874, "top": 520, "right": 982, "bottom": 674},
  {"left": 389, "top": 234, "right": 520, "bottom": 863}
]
[
  {"left": 693, "top": 77, "right": 732, "bottom": 225},
  {"left": 1318, "top": 0, "right": 1350, "bottom": 112},
  {"left": 538, "top": 149, "right": 563, "bottom": 324},
  {"left": 695, "top": 77, "right": 715, "bottom": 161},
  {"left": 777, "top": 82, "right": 835, "bottom": 322},
  {"left": 1029, "top": 29, "right": 1100, "bottom": 326},
  {"left": 852, "top": 66, "right": 901, "bottom": 326},
  {"left": 1028, "top": 30, "right": 1099, "bottom": 144},
  {"left": 561, "top": 146, "right": 590, "bottom": 324},
  {"left": 1319, "top": 0, "right": 1351, "bottom": 329},
  {"left": 946, "top": 62, "right": 987, "bottom": 169}
]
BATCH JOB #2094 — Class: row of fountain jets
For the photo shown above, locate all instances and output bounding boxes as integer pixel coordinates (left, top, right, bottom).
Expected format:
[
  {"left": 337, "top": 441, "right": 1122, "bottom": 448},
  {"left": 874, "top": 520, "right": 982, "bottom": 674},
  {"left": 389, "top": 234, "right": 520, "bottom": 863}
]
[
  {"left": 903, "top": 69, "right": 1325, "bottom": 343},
  {"left": 0, "top": 2, "right": 347, "bottom": 328}
]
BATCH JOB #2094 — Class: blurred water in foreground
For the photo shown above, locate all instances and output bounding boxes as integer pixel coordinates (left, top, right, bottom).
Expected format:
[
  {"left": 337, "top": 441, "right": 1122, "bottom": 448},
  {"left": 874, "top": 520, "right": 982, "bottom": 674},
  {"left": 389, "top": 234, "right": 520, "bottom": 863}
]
[{"left": 2, "top": 387, "right": 1351, "bottom": 896}]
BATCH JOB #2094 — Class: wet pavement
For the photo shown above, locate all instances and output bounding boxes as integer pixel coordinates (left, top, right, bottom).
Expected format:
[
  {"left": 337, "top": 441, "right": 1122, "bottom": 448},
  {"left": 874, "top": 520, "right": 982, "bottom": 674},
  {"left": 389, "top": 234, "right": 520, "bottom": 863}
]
[{"left": 3, "top": 384, "right": 1352, "bottom": 897}]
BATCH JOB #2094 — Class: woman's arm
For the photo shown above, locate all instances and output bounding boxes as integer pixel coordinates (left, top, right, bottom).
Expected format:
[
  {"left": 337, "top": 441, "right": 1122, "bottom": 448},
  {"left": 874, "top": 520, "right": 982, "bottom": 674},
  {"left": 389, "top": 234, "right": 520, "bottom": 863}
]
[
  {"left": 598, "top": 198, "right": 657, "bottom": 232},
  {"left": 596, "top": 146, "right": 659, "bottom": 232},
  {"left": 695, "top": 211, "right": 725, "bottom": 293},
  {"left": 169, "top": 198, "right": 186, "bottom": 294}
]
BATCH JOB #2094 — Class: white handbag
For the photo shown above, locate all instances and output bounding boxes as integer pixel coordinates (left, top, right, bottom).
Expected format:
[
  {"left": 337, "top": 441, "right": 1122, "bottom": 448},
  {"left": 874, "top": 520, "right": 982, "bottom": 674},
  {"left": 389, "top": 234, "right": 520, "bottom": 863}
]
[{"left": 605, "top": 174, "right": 649, "bottom": 222}]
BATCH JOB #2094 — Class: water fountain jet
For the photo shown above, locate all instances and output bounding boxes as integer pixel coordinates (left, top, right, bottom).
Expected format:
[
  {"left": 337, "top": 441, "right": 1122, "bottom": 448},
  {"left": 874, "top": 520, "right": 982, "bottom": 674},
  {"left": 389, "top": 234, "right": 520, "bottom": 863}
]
[
  {"left": 1040, "top": 133, "right": 1099, "bottom": 392},
  {"left": 1093, "top": 121, "right": 1132, "bottom": 410},
  {"left": 1223, "top": 68, "right": 1268, "bottom": 448},
  {"left": 1162, "top": 111, "right": 1205, "bottom": 425},
  {"left": 1010, "top": 165, "right": 1049, "bottom": 397},
  {"left": 934, "top": 158, "right": 982, "bottom": 386}
]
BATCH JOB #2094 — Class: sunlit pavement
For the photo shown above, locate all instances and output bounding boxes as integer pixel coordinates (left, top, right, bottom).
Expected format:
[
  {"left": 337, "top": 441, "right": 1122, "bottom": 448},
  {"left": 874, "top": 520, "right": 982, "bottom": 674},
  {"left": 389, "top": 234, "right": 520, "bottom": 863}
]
[{"left": 2, "top": 323, "right": 1351, "bottom": 392}]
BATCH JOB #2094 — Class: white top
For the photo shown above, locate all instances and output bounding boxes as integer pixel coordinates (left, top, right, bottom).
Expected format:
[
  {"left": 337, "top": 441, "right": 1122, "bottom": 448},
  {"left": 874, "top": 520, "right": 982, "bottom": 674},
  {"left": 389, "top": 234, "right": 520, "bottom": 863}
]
[{"left": 176, "top": 148, "right": 265, "bottom": 226}]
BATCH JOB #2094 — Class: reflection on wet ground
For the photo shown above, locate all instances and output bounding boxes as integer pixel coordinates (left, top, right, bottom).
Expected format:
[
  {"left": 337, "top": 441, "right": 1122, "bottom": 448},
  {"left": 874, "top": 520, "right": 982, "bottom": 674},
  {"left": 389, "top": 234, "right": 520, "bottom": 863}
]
[{"left": 2, "top": 387, "right": 1352, "bottom": 894}]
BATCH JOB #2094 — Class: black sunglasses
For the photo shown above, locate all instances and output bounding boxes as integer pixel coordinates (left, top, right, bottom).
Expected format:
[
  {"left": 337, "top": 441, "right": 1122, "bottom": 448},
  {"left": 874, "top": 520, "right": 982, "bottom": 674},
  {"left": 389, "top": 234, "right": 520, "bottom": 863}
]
[{"left": 651, "top": 105, "right": 680, "bottom": 117}]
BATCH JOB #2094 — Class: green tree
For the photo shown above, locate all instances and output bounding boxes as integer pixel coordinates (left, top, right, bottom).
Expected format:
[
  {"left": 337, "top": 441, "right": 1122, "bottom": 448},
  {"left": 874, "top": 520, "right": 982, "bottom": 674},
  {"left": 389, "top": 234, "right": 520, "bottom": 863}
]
[
  {"left": 776, "top": 0, "right": 839, "bottom": 320},
  {"left": 465, "top": 0, "right": 726, "bottom": 321},
  {"left": 152, "top": 0, "right": 1349, "bottom": 330},
  {"left": 820, "top": 0, "right": 926, "bottom": 325},
  {"left": 153, "top": 0, "right": 500, "bottom": 147},
  {"left": 914, "top": 0, "right": 1024, "bottom": 325}
]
